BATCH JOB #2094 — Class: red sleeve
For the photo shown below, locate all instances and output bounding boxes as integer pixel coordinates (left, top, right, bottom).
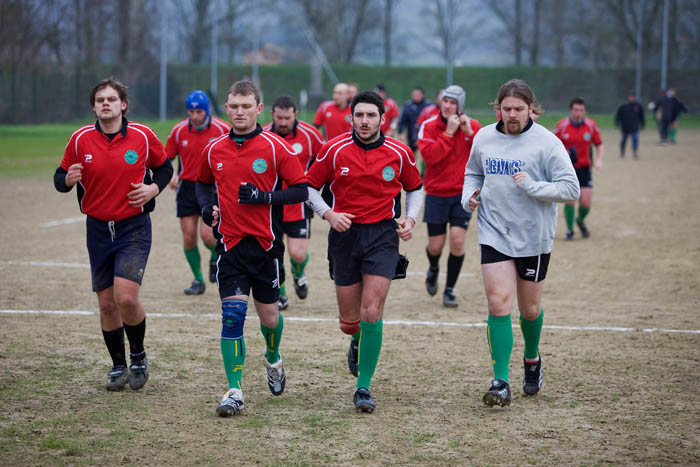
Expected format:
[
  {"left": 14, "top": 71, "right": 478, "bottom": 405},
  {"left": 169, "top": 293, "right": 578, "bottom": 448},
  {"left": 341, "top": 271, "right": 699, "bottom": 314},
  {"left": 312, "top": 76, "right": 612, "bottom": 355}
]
[
  {"left": 146, "top": 127, "right": 167, "bottom": 168},
  {"left": 418, "top": 121, "right": 455, "bottom": 166},
  {"left": 306, "top": 142, "right": 335, "bottom": 188},
  {"left": 592, "top": 121, "right": 602, "bottom": 145},
  {"left": 164, "top": 129, "right": 178, "bottom": 159},
  {"left": 399, "top": 147, "right": 423, "bottom": 191},
  {"left": 313, "top": 105, "right": 325, "bottom": 127},
  {"left": 310, "top": 127, "right": 324, "bottom": 157},
  {"left": 278, "top": 146, "right": 308, "bottom": 186},
  {"left": 198, "top": 144, "right": 215, "bottom": 184},
  {"left": 60, "top": 132, "right": 79, "bottom": 170},
  {"left": 554, "top": 119, "right": 566, "bottom": 139}
]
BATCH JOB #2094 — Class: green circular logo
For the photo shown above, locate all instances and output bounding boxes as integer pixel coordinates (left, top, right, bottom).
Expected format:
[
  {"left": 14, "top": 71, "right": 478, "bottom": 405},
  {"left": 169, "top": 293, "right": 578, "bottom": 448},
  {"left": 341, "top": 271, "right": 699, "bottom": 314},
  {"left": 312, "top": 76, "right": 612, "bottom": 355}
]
[
  {"left": 252, "top": 158, "right": 268, "bottom": 174},
  {"left": 382, "top": 166, "right": 395, "bottom": 181},
  {"left": 584, "top": 132, "right": 591, "bottom": 141},
  {"left": 124, "top": 150, "right": 138, "bottom": 164}
]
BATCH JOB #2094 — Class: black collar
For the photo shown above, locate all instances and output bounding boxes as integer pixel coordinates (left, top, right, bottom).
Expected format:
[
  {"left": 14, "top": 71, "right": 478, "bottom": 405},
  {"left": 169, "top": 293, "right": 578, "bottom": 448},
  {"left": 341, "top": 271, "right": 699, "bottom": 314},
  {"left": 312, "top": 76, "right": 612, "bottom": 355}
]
[
  {"left": 229, "top": 124, "right": 263, "bottom": 143},
  {"left": 496, "top": 118, "right": 534, "bottom": 135},
  {"left": 352, "top": 130, "right": 385, "bottom": 150},
  {"left": 95, "top": 117, "right": 128, "bottom": 138},
  {"left": 270, "top": 120, "right": 298, "bottom": 138},
  {"left": 569, "top": 118, "right": 585, "bottom": 128}
]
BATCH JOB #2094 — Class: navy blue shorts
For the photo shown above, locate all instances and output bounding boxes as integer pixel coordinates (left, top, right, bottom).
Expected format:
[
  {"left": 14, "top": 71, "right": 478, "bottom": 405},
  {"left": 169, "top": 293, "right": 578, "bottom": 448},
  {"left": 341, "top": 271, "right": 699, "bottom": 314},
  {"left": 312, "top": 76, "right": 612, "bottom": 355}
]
[
  {"left": 480, "top": 244, "right": 550, "bottom": 282},
  {"left": 283, "top": 219, "right": 311, "bottom": 239},
  {"left": 423, "top": 194, "right": 471, "bottom": 235},
  {"left": 328, "top": 220, "right": 399, "bottom": 286},
  {"left": 575, "top": 167, "right": 593, "bottom": 188},
  {"left": 86, "top": 213, "right": 152, "bottom": 292},
  {"left": 216, "top": 236, "right": 281, "bottom": 303},
  {"left": 176, "top": 179, "right": 202, "bottom": 217}
]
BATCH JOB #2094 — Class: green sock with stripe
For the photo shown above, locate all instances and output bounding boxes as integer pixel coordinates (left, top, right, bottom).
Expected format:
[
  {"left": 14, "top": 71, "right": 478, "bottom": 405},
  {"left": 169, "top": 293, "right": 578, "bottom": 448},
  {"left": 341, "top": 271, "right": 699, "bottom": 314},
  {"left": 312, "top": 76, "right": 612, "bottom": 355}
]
[
  {"left": 487, "top": 315, "right": 513, "bottom": 382},
  {"left": 206, "top": 243, "right": 217, "bottom": 261},
  {"left": 260, "top": 313, "right": 284, "bottom": 364},
  {"left": 356, "top": 320, "right": 383, "bottom": 390},
  {"left": 290, "top": 253, "right": 309, "bottom": 279},
  {"left": 520, "top": 310, "right": 543, "bottom": 360},
  {"left": 564, "top": 204, "right": 575, "bottom": 231},
  {"left": 184, "top": 247, "right": 203, "bottom": 281},
  {"left": 221, "top": 337, "right": 245, "bottom": 389}
]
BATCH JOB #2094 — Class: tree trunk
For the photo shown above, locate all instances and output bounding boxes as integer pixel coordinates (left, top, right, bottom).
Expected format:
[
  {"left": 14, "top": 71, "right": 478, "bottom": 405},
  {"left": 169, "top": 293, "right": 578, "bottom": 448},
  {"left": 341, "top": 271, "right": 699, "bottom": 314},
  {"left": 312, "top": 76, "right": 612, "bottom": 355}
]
[
  {"left": 384, "top": 0, "right": 393, "bottom": 67},
  {"left": 530, "top": 0, "right": 542, "bottom": 66},
  {"left": 515, "top": 0, "right": 522, "bottom": 66}
]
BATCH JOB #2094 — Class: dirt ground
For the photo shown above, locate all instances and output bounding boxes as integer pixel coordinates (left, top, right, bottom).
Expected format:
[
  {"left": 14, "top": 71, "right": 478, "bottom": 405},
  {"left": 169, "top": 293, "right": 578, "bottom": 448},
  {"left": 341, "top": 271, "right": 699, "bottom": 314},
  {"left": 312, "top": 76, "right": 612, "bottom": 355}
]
[{"left": 1, "top": 127, "right": 699, "bottom": 465}]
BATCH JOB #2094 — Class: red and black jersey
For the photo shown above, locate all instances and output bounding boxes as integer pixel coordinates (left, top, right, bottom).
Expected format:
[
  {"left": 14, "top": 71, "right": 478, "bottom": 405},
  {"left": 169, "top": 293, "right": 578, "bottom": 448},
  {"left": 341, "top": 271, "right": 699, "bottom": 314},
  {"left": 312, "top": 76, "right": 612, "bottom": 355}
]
[
  {"left": 307, "top": 132, "right": 423, "bottom": 224},
  {"left": 417, "top": 114, "right": 482, "bottom": 196},
  {"left": 555, "top": 118, "right": 602, "bottom": 169},
  {"left": 381, "top": 98, "right": 400, "bottom": 134},
  {"left": 199, "top": 126, "right": 307, "bottom": 251},
  {"left": 165, "top": 116, "right": 230, "bottom": 181},
  {"left": 313, "top": 101, "right": 351, "bottom": 140},
  {"left": 263, "top": 119, "right": 324, "bottom": 222},
  {"left": 60, "top": 120, "right": 168, "bottom": 222}
]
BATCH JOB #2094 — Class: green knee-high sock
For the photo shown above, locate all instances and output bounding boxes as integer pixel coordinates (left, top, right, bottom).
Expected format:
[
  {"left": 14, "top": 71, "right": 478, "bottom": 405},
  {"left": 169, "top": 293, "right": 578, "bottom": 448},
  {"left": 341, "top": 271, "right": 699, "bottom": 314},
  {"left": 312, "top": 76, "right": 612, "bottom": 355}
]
[
  {"left": 669, "top": 127, "right": 677, "bottom": 142},
  {"left": 221, "top": 337, "right": 245, "bottom": 389},
  {"left": 184, "top": 247, "right": 203, "bottom": 281},
  {"left": 290, "top": 253, "right": 310, "bottom": 278},
  {"left": 487, "top": 315, "right": 513, "bottom": 382},
  {"left": 564, "top": 204, "right": 575, "bottom": 231},
  {"left": 260, "top": 313, "right": 284, "bottom": 363},
  {"left": 356, "top": 320, "right": 383, "bottom": 390},
  {"left": 206, "top": 243, "right": 217, "bottom": 261},
  {"left": 520, "top": 310, "right": 543, "bottom": 360},
  {"left": 577, "top": 206, "right": 590, "bottom": 223},
  {"left": 280, "top": 282, "right": 287, "bottom": 297}
]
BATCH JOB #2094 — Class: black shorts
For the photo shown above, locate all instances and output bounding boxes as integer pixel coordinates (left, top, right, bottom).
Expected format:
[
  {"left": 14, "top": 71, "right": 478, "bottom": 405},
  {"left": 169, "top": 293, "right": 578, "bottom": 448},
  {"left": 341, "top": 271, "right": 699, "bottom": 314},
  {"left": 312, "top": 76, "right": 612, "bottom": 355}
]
[
  {"left": 176, "top": 179, "right": 202, "bottom": 218},
  {"left": 328, "top": 220, "right": 399, "bottom": 286},
  {"left": 283, "top": 219, "right": 311, "bottom": 239},
  {"left": 86, "top": 213, "right": 152, "bottom": 292},
  {"left": 423, "top": 194, "right": 471, "bottom": 235},
  {"left": 575, "top": 167, "right": 593, "bottom": 188},
  {"left": 480, "top": 244, "right": 550, "bottom": 282},
  {"left": 217, "top": 236, "right": 281, "bottom": 303}
]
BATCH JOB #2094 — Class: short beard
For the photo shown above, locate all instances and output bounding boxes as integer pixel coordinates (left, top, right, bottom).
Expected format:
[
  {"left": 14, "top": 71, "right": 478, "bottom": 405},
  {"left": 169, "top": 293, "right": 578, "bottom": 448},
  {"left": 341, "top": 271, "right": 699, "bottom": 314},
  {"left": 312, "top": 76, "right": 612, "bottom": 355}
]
[{"left": 355, "top": 128, "right": 380, "bottom": 143}]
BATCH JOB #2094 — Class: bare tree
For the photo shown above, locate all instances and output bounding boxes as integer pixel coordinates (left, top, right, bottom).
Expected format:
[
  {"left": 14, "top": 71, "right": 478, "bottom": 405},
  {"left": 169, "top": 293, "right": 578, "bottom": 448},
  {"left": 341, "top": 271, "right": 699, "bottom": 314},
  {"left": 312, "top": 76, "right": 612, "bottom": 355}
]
[
  {"left": 384, "top": 0, "right": 395, "bottom": 66},
  {"left": 487, "top": 0, "right": 523, "bottom": 66}
]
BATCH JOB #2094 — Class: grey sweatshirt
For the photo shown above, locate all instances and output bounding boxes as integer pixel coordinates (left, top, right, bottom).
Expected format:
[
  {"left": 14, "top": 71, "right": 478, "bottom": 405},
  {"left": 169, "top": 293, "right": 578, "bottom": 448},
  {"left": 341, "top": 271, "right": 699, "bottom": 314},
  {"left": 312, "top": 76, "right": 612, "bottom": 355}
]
[{"left": 461, "top": 121, "right": 580, "bottom": 257}]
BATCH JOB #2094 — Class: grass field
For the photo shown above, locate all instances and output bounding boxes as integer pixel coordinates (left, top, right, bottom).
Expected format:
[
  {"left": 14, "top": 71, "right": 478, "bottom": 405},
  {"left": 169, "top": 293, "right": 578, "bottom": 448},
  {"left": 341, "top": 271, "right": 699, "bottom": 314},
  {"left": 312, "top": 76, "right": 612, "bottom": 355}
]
[{"left": 1, "top": 124, "right": 699, "bottom": 465}]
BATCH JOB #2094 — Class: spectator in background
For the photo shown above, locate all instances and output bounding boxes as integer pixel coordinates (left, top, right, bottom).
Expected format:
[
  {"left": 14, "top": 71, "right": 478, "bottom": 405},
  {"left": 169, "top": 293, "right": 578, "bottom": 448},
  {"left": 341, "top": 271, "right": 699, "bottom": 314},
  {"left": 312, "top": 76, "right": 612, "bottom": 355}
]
[
  {"left": 398, "top": 86, "right": 431, "bottom": 151},
  {"left": 615, "top": 92, "right": 645, "bottom": 159},
  {"left": 653, "top": 88, "right": 688, "bottom": 144},
  {"left": 374, "top": 84, "right": 400, "bottom": 137}
]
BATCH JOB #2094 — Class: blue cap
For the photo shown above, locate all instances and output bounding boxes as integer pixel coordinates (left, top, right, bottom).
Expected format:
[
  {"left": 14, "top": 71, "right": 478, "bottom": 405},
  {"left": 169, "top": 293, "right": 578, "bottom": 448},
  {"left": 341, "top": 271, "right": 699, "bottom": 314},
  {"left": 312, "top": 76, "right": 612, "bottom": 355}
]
[{"left": 186, "top": 90, "right": 210, "bottom": 117}]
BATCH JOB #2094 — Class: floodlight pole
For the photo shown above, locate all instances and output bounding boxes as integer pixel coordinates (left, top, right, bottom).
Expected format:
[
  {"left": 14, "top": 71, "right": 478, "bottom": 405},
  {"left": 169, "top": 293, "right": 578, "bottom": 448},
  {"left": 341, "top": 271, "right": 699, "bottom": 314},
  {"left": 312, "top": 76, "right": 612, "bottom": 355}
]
[
  {"left": 211, "top": 1, "right": 219, "bottom": 102},
  {"left": 635, "top": 0, "right": 644, "bottom": 101},
  {"left": 661, "top": 0, "right": 669, "bottom": 91},
  {"left": 159, "top": 2, "right": 167, "bottom": 121}
]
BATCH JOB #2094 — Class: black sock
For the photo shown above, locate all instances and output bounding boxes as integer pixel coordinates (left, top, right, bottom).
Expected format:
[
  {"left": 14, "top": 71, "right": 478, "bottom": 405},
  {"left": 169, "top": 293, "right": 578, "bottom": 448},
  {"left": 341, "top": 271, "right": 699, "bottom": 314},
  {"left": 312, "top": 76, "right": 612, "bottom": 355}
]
[
  {"left": 124, "top": 318, "right": 146, "bottom": 360},
  {"left": 102, "top": 327, "right": 127, "bottom": 368},
  {"left": 426, "top": 248, "right": 441, "bottom": 270},
  {"left": 446, "top": 254, "right": 464, "bottom": 289}
]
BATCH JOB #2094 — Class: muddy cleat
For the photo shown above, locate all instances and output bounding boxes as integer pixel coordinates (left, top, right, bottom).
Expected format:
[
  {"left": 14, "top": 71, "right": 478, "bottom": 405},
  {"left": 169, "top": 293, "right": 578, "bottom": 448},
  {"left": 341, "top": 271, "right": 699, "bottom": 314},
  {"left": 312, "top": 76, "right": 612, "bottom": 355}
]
[
  {"left": 265, "top": 357, "right": 286, "bottom": 396},
  {"left": 106, "top": 365, "right": 129, "bottom": 391},
  {"left": 216, "top": 388, "right": 245, "bottom": 417},
  {"left": 576, "top": 219, "right": 590, "bottom": 238},
  {"left": 353, "top": 387, "right": 376, "bottom": 413},
  {"left": 483, "top": 379, "right": 512, "bottom": 407},
  {"left": 184, "top": 279, "right": 206, "bottom": 295},
  {"left": 293, "top": 273, "right": 308, "bottom": 299},
  {"left": 347, "top": 339, "right": 359, "bottom": 377},
  {"left": 443, "top": 287, "right": 458, "bottom": 307},
  {"left": 128, "top": 355, "right": 149, "bottom": 390},
  {"left": 425, "top": 266, "right": 439, "bottom": 296},
  {"left": 565, "top": 230, "right": 574, "bottom": 241},
  {"left": 522, "top": 356, "right": 543, "bottom": 396},
  {"left": 209, "top": 260, "right": 217, "bottom": 283},
  {"left": 278, "top": 293, "right": 289, "bottom": 310}
]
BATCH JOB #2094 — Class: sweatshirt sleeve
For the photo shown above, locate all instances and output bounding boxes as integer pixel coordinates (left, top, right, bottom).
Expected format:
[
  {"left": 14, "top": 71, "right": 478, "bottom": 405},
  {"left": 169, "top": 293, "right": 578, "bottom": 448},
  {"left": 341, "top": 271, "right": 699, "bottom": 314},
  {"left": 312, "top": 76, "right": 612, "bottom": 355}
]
[{"left": 516, "top": 140, "right": 580, "bottom": 203}]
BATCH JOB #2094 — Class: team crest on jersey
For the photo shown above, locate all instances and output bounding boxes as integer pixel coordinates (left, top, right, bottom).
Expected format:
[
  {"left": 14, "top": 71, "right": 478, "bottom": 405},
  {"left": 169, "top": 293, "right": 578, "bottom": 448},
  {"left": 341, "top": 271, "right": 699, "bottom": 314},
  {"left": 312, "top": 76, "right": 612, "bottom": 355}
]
[
  {"left": 182, "top": 140, "right": 189, "bottom": 147},
  {"left": 124, "top": 150, "right": 138, "bottom": 164},
  {"left": 326, "top": 111, "right": 332, "bottom": 118},
  {"left": 382, "top": 166, "right": 395, "bottom": 181},
  {"left": 252, "top": 158, "right": 268, "bottom": 173},
  {"left": 584, "top": 132, "right": 591, "bottom": 141},
  {"left": 345, "top": 114, "right": 351, "bottom": 123},
  {"left": 292, "top": 143, "right": 303, "bottom": 154}
]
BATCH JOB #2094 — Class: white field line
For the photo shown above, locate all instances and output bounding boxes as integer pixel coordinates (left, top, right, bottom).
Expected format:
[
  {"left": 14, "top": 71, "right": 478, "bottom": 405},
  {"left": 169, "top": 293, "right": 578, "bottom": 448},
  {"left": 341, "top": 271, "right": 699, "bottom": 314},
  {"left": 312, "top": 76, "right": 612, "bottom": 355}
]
[
  {"left": 0, "top": 260, "right": 89, "bottom": 268},
  {"left": 39, "top": 217, "right": 84, "bottom": 228},
  {"left": 1, "top": 309, "right": 699, "bottom": 335}
]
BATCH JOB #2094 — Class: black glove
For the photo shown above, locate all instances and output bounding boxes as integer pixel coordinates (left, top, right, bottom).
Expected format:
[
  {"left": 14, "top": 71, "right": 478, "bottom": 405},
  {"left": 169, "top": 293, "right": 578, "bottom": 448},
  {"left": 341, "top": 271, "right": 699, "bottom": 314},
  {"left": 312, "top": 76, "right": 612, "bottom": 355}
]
[
  {"left": 568, "top": 147, "right": 578, "bottom": 164},
  {"left": 238, "top": 183, "right": 271, "bottom": 204},
  {"left": 201, "top": 204, "right": 217, "bottom": 226}
]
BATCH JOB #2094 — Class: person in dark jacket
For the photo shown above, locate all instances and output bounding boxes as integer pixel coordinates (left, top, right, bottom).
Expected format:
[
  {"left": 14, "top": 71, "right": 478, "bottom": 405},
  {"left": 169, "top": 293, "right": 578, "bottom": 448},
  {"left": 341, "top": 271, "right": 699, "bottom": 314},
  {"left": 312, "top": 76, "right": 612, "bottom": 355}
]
[
  {"left": 398, "top": 87, "right": 431, "bottom": 151},
  {"left": 653, "top": 88, "right": 688, "bottom": 144},
  {"left": 615, "top": 92, "right": 645, "bottom": 159}
]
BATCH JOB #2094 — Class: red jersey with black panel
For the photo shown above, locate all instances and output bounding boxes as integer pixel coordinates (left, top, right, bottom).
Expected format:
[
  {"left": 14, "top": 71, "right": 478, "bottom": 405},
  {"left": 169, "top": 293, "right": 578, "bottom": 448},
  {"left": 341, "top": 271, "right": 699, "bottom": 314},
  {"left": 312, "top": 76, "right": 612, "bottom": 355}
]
[
  {"left": 60, "top": 120, "right": 168, "bottom": 222},
  {"left": 165, "top": 116, "right": 230, "bottom": 181},
  {"left": 262, "top": 120, "right": 324, "bottom": 222},
  {"left": 307, "top": 133, "right": 422, "bottom": 224},
  {"left": 417, "top": 114, "right": 482, "bottom": 196},
  {"left": 199, "top": 128, "right": 307, "bottom": 251},
  {"left": 381, "top": 98, "right": 400, "bottom": 133},
  {"left": 312, "top": 101, "right": 351, "bottom": 140},
  {"left": 554, "top": 118, "right": 602, "bottom": 169}
]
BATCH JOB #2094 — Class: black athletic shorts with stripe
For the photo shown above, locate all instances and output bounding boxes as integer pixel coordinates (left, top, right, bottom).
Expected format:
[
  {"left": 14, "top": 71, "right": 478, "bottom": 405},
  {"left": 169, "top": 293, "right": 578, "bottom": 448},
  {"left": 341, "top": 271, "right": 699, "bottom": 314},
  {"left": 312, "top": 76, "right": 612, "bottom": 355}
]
[
  {"left": 480, "top": 244, "right": 550, "bottom": 282},
  {"left": 216, "top": 236, "right": 281, "bottom": 303}
]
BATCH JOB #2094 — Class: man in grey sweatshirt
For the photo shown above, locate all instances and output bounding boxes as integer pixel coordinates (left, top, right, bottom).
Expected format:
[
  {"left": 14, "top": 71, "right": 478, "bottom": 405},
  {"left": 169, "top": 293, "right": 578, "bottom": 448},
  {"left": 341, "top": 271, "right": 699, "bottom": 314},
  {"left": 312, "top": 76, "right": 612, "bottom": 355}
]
[{"left": 462, "top": 79, "right": 580, "bottom": 407}]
